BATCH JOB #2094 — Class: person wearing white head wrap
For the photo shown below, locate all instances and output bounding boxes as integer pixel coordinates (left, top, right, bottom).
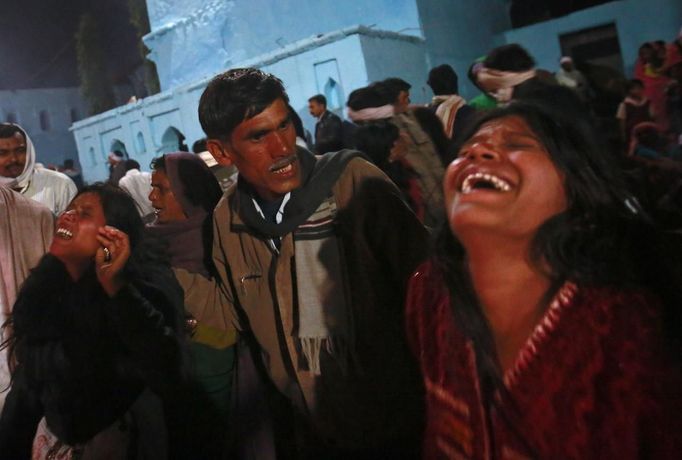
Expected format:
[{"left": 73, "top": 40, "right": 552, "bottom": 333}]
[
  {"left": 555, "top": 56, "right": 589, "bottom": 100},
  {"left": 0, "top": 123, "right": 76, "bottom": 214},
  {"left": 117, "top": 160, "right": 155, "bottom": 220}
]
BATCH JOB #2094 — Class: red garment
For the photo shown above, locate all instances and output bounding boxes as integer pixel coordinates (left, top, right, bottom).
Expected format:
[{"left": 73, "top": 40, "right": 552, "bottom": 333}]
[
  {"left": 634, "top": 57, "right": 672, "bottom": 131},
  {"left": 664, "top": 41, "right": 682, "bottom": 72},
  {"left": 406, "top": 260, "right": 682, "bottom": 459},
  {"left": 624, "top": 99, "right": 653, "bottom": 145}
]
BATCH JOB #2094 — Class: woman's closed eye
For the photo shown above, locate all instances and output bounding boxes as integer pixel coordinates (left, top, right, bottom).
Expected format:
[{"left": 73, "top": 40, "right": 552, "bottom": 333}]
[{"left": 504, "top": 142, "right": 536, "bottom": 150}]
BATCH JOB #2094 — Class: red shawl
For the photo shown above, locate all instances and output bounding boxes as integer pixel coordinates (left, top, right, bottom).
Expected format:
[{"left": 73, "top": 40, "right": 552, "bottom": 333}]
[{"left": 406, "top": 260, "right": 682, "bottom": 459}]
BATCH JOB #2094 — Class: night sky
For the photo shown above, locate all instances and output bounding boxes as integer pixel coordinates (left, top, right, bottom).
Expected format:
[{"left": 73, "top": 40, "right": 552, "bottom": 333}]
[{"left": 0, "top": 0, "right": 141, "bottom": 90}]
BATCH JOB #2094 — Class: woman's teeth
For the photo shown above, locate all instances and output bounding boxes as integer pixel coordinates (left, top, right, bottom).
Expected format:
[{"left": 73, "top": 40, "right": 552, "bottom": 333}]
[
  {"left": 461, "top": 172, "right": 512, "bottom": 194},
  {"left": 56, "top": 228, "right": 73, "bottom": 239}
]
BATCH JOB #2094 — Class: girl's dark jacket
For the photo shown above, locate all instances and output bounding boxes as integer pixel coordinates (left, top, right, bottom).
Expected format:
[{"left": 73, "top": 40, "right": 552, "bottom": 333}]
[{"left": 0, "top": 254, "right": 188, "bottom": 459}]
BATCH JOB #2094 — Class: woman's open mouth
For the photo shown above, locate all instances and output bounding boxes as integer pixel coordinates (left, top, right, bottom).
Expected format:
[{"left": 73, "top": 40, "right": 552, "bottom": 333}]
[
  {"left": 460, "top": 172, "right": 512, "bottom": 194},
  {"left": 56, "top": 227, "right": 73, "bottom": 240}
]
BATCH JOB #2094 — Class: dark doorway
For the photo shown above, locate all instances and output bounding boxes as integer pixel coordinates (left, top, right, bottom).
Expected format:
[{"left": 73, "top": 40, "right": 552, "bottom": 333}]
[
  {"left": 560, "top": 23, "right": 624, "bottom": 73},
  {"left": 510, "top": 0, "right": 617, "bottom": 29}
]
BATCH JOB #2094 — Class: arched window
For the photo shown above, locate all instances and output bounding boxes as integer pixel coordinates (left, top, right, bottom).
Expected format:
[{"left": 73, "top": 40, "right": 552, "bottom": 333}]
[
  {"left": 135, "top": 132, "right": 146, "bottom": 154},
  {"left": 39, "top": 110, "right": 50, "bottom": 131},
  {"left": 89, "top": 147, "right": 97, "bottom": 166},
  {"left": 110, "top": 140, "right": 127, "bottom": 157},
  {"left": 324, "top": 78, "right": 342, "bottom": 111},
  {"left": 160, "top": 126, "right": 185, "bottom": 154}
]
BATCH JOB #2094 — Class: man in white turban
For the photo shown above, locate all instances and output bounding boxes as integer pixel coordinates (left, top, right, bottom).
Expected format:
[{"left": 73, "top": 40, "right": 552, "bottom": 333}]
[{"left": 0, "top": 123, "right": 76, "bottom": 214}]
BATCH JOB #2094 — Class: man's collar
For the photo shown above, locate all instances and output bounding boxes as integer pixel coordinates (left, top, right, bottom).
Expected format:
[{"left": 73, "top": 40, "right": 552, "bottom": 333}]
[
  {"left": 317, "top": 110, "right": 329, "bottom": 122},
  {"left": 233, "top": 148, "right": 364, "bottom": 238}
]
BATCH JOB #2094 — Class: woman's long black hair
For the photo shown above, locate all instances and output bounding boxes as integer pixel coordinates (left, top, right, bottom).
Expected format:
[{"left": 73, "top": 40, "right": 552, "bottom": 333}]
[{"left": 435, "top": 100, "right": 682, "bottom": 411}]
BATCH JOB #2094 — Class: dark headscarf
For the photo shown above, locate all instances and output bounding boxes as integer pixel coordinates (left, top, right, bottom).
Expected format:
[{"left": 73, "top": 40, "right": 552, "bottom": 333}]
[
  {"left": 148, "top": 152, "right": 222, "bottom": 277},
  {"left": 164, "top": 152, "right": 222, "bottom": 217}
]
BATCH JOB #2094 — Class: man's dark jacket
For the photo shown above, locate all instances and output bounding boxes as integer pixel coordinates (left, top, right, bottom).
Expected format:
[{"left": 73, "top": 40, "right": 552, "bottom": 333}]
[{"left": 314, "top": 111, "right": 344, "bottom": 154}]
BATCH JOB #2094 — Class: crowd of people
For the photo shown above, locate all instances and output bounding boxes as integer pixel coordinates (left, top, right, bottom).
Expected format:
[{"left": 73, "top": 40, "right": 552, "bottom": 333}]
[{"left": 0, "top": 34, "right": 681, "bottom": 460}]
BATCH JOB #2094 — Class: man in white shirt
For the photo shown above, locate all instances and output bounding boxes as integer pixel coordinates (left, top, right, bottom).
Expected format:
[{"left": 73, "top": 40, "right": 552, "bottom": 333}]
[{"left": 0, "top": 123, "right": 76, "bottom": 215}]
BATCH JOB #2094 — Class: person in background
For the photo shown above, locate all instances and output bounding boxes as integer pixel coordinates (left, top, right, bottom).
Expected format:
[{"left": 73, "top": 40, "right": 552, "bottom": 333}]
[
  {"left": 378, "top": 78, "right": 412, "bottom": 114},
  {"left": 617, "top": 79, "right": 654, "bottom": 148},
  {"left": 467, "top": 57, "right": 499, "bottom": 110},
  {"left": 148, "top": 152, "right": 237, "bottom": 459},
  {"left": 406, "top": 100, "right": 682, "bottom": 458},
  {"left": 107, "top": 150, "right": 128, "bottom": 185},
  {"left": 628, "top": 121, "right": 674, "bottom": 159},
  {"left": 0, "top": 187, "right": 53, "bottom": 413},
  {"left": 372, "top": 77, "right": 446, "bottom": 228},
  {"left": 665, "top": 40, "right": 682, "bottom": 141},
  {"left": 663, "top": 27, "right": 682, "bottom": 75},
  {"left": 353, "top": 120, "right": 424, "bottom": 220},
  {"left": 476, "top": 44, "right": 538, "bottom": 105},
  {"left": 118, "top": 159, "right": 155, "bottom": 221},
  {"left": 288, "top": 104, "right": 312, "bottom": 149},
  {"left": 555, "top": 56, "right": 590, "bottom": 101},
  {"left": 192, "top": 138, "right": 208, "bottom": 154},
  {"left": 308, "top": 94, "right": 344, "bottom": 154},
  {"left": 60, "top": 159, "right": 84, "bottom": 190},
  {"left": 426, "top": 64, "right": 476, "bottom": 162},
  {"left": 0, "top": 123, "right": 76, "bottom": 214},
  {"left": 193, "top": 137, "right": 238, "bottom": 192},
  {"left": 634, "top": 42, "right": 672, "bottom": 132}
]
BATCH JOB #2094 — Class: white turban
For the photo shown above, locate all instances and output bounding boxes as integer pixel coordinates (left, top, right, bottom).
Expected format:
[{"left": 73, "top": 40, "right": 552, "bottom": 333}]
[{"left": 0, "top": 124, "right": 36, "bottom": 191}]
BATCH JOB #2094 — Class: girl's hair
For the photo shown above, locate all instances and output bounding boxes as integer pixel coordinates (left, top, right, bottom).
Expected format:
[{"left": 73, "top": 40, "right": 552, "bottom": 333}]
[
  {"left": 78, "top": 182, "right": 173, "bottom": 273},
  {"left": 77, "top": 183, "right": 144, "bottom": 249},
  {"left": 436, "top": 100, "right": 681, "bottom": 410}
]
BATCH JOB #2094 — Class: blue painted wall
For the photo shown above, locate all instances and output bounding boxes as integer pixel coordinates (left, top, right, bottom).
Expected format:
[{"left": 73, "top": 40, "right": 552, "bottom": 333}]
[
  {"left": 415, "top": 0, "right": 511, "bottom": 99},
  {"left": 144, "top": 0, "right": 422, "bottom": 91},
  {"left": 1, "top": 87, "right": 87, "bottom": 168},
  {"left": 501, "top": 0, "right": 682, "bottom": 78},
  {"left": 360, "top": 34, "right": 430, "bottom": 103}
]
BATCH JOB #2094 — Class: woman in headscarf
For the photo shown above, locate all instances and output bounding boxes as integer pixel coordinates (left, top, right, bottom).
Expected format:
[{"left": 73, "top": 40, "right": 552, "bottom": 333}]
[
  {"left": 406, "top": 100, "right": 682, "bottom": 458},
  {"left": 147, "top": 152, "right": 237, "bottom": 458},
  {"left": 353, "top": 120, "right": 425, "bottom": 221}
]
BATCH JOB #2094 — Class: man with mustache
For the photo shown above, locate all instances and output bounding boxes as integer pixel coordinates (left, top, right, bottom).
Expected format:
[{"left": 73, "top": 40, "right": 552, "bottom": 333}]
[
  {"left": 0, "top": 123, "right": 77, "bottom": 214},
  {"left": 200, "top": 68, "right": 428, "bottom": 459}
]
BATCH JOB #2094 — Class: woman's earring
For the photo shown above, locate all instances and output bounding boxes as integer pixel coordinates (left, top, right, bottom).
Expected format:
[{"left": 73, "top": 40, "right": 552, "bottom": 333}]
[{"left": 103, "top": 247, "right": 112, "bottom": 263}]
